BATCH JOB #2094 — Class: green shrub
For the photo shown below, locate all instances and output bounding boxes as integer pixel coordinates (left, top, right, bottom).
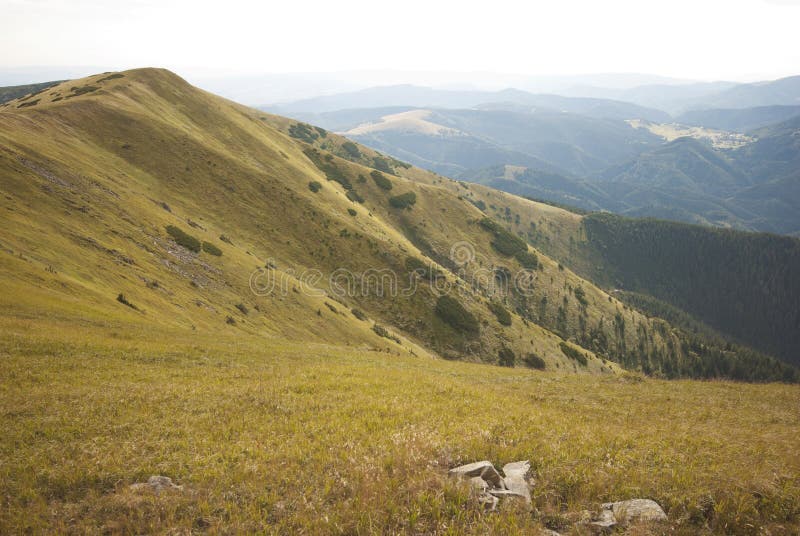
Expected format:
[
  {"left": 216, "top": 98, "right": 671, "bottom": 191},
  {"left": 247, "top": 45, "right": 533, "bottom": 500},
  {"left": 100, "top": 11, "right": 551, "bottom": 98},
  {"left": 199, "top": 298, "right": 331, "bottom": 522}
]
[
  {"left": 372, "top": 156, "right": 393, "bottom": 174},
  {"left": 389, "top": 192, "right": 417, "bottom": 209},
  {"left": 478, "top": 217, "right": 527, "bottom": 256},
  {"left": 470, "top": 199, "right": 487, "bottom": 211},
  {"left": 515, "top": 250, "right": 538, "bottom": 269},
  {"left": 235, "top": 303, "right": 249, "bottom": 315},
  {"left": 372, "top": 323, "right": 400, "bottom": 343},
  {"left": 370, "top": 170, "right": 393, "bottom": 190},
  {"left": 346, "top": 190, "right": 364, "bottom": 203},
  {"left": 341, "top": 141, "right": 361, "bottom": 159},
  {"left": 574, "top": 286, "right": 588, "bottom": 306},
  {"left": 523, "top": 353, "right": 546, "bottom": 370},
  {"left": 202, "top": 241, "right": 222, "bottom": 256},
  {"left": 435, "top": 295, "right": 479, "bottom": 334},
  {"left": 498, "top": 347, "right": 516, "bottom": 367},
  {"left": 97, "top": 73, "right": 125, "bottom": 83},
  {"left": 219, "top": 234, "right": 233, "bottom": 245},
  {"left": 351, "top": 308, "right": 367, "bottom": 321},
  {"left": 347, "top": 208, "right": 357, "bottom": 216},
  {"left": 289, "top": 122, "right": 320, "bottom": 143},
  {"left": 116, "top": 293, "right": 137, "bottom": 310},
  {"left": 308, "top": 181, "right": 322, "bottom": 193},
  {"left": 487, "top": 301, "right": 512, "bottom": 326},
  {"left": 559, "top": 342, "right": 588, "bottom": 366},
  {"left": 66, "top": 85, "right": 99, "bottom": 98},
  {"left": 166, "top": 225, "right": 201, "bottom": 253}
]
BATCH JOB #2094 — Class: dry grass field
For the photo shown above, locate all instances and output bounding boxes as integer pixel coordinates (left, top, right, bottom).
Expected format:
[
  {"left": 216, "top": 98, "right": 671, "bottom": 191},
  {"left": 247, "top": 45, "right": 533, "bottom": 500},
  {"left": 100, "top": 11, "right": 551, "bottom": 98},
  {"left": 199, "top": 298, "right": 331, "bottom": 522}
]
[{"left": 1, "top": 318, "right": 798, "bottom": 534}]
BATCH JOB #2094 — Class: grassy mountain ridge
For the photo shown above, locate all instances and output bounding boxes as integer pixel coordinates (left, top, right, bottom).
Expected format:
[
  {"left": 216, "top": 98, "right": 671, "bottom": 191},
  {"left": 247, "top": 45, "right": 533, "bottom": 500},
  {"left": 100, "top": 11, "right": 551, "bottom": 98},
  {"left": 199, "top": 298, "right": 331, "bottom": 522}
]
[
  {"left": 0, "top": 67, "right": 628, "bottom": 374},
  {"left": 2, "top": 68, "right": 792, "bottom": 381}
]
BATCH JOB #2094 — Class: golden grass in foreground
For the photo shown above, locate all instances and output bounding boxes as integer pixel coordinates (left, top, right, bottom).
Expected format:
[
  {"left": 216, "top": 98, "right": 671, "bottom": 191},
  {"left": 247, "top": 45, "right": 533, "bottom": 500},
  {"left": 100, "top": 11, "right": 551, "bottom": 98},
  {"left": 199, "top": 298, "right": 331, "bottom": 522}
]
[{"left": 1, "top": 320, "right": 798, "bottom": 535}]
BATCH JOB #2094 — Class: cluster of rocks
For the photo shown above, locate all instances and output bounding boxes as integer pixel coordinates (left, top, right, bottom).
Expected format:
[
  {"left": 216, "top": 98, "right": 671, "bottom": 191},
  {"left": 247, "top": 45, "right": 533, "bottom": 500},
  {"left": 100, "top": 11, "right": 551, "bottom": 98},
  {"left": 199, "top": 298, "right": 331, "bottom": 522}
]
[
  {"left": 448, "top": 460, "right": 532, "bottom": 511},
  {"left": 449, "top": 461, "right": 667, "bottom": 532}
]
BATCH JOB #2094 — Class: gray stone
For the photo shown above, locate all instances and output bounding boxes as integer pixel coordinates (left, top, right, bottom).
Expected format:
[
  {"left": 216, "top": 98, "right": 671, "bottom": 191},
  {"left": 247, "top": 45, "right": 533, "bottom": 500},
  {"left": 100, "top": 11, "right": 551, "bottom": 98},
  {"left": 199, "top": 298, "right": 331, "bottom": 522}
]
[
  {"left": 600, "top": 499, "right": 667, "bottom": 525},
  {"left": 589, "top": 509, "right": 617, "bottom": 531},
  {"left": 487, "top": 489, "right": 529, "bottom": 499},
  {"left": 130, "top": 475, "right": 183, "bottom": 494},
  {"left": 501, "top": 460, "right": 531, "bottom": 504},
  {"left": 539, "top": 530, "right": 563, "bottom": 536},
  {"left": 449, "top": 461, "right": 506, "bottom": 490},
  {"left": 469, "top": 476, "right": 488, "bottom": 492},
  {"left": 477, "top": 492, "right": 499, "bottom": 511}
]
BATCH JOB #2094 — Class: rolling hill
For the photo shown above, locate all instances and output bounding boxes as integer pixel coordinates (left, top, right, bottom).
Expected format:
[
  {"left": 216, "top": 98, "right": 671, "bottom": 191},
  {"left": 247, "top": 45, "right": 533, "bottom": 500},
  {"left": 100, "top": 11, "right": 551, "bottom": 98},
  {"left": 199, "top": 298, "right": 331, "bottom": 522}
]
[{"left": 1, "top": 68, "right": 793, "bottom": 382}]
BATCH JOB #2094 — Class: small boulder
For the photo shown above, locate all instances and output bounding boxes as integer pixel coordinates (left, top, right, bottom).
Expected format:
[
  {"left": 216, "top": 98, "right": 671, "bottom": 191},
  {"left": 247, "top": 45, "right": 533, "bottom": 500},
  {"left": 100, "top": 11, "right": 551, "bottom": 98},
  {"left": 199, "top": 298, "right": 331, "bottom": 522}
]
[
  {"left": 130, "top": 475, "right": 183, "bottom": 494},
  {"left": 502, "top": 460, "right": 531, "bottom": 504},
  {"left": 589, "top": 508, "right": 617, "bottom": 532},
  {"left": 449, "top": 461, "right": 506, "bottom": 490},
  {"left": 600, "top": 499, "right": 667, "bottom": 525}
]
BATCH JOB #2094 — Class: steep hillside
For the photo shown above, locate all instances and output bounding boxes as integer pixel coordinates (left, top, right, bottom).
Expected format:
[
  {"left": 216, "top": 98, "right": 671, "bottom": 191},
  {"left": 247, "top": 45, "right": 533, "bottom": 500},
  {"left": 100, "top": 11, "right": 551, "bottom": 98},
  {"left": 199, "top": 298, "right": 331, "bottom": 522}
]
[
  {"left": 0, "top": 68, "right": 637, "bottom": 376},
  {"left": 2, "top": 68, "right": 792, "bottom": 381},
  {"left": 359, "top": 168, "right": 797, "bottom": 380}
]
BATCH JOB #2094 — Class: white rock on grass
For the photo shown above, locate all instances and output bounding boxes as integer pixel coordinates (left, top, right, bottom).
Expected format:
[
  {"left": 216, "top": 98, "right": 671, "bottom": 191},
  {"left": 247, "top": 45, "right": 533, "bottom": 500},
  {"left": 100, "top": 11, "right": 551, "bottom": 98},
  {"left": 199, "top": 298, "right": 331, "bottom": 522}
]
[
  {"left": 600, "top": 498, "right": 667, "bottom": 525},
  {"left": 130, "top": 475, "right": 183, "bottom": 494},
  {"left": 448, "top": 460, "right": 507, "bottom": 490}
]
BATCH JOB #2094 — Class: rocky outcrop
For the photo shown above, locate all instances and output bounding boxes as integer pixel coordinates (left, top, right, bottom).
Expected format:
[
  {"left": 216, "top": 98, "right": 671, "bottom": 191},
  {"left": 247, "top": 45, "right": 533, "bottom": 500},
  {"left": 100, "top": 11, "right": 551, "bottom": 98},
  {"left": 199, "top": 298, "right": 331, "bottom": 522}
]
[{"left": 449, "top": 460, "right": 532, "bottom": 510}]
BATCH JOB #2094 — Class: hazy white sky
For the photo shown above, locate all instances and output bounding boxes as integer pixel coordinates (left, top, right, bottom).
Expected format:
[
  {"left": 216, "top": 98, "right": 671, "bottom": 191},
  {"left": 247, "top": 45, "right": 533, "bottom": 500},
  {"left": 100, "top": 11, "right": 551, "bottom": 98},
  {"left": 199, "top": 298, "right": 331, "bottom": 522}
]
[{"left": 1, "top": 0, "right": 799, "bottom": 81}]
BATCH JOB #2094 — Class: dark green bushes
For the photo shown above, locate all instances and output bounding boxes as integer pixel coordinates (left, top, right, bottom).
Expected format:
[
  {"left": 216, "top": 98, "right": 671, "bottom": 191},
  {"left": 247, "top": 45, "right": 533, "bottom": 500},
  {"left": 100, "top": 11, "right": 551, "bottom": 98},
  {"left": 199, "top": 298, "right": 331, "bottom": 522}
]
[
  {"left": 370, "top": 170, "right": 393, "bottom": 190},
  {"left": 487, "top": 301, "right": 512, "bottom": 326},
  {"left": 559, "top": 342, "right": 588, "bottom": 366},
  {"left": 478, "top": 217, "right": 528, "bottom": 256},
  {"left": 435, "top": 295, "right": 479, "bottom": 333},
  {"left": 389, "top": 192, "right": 417, "bottom": 209},
  {"left": 308, "top": 181, "right": 322, "bottom": 193},
  {"left": 289, "top": 122, "right": 321, "bottom": 143},
  {"left": 202, "top": 241, "right": 222, "bottom": 256},
  {"left": 373, "top": 324, "right": 400, "bottom": 343},
  {"left": 523, "top": 353, "right": 546, "bottom": 370},
  {"left": 346, "top": 190, "right": 364, "bottom": 203},
  {"left": 351, "top": 308, "right": 367, "bottom": 321},
  {"left": 341, "top": 141, "right": 361, "bottom": 159},
  {"left": 116, "top": 293, "right": 137, "bottom": 310},
  {"left": 166, "top": 225, "right": 201, "bottom": 253},
  {"left": 515, "top": 250, "right": 539, "bottom": 269},
  {"left": 498, "top": 347, "right": 516, "bottom": 367}
]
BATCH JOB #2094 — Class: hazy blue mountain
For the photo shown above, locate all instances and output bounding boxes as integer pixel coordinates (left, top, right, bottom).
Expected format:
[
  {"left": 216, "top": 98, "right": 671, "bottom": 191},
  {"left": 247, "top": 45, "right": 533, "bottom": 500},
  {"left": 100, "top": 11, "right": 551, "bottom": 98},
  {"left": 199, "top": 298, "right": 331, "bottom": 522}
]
[
  {"left": 424, "top": 108, "right": 663, "bottom": 176},
  {"left": 266, "top": 85, "right": 671, "bottom": 121},
  {"left": 685, "top": 75, "right": 800, "bottom": 110},
  {"left": 561, "top": 81, "right": 738, "bottom": 113},
  {"left": 676, "top": 105, "right": 800, "bottom": 132}
]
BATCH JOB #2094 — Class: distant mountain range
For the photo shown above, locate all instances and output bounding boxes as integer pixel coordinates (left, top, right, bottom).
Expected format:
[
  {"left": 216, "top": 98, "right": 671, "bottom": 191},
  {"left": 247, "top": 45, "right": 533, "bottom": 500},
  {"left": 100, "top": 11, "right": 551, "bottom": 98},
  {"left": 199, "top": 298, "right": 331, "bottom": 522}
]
[{"left": 261, "top": 74, "right": 800, "bottom": 236}]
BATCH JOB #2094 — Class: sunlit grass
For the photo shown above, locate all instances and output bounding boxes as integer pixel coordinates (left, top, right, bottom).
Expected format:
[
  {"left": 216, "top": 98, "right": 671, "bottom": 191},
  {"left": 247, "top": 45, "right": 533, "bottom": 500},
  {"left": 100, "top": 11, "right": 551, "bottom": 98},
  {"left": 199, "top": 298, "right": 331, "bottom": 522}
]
[{"left": 1, "top": 321, "right": 797, "bottom": 534}]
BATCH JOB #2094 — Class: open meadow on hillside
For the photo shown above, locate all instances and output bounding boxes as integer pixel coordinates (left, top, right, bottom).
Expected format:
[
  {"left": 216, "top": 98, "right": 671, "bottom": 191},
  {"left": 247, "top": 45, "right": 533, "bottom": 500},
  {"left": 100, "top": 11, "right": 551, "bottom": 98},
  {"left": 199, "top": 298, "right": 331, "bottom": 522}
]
[{"left": 1, "top": 319, "right": 798, "bottom": 535}]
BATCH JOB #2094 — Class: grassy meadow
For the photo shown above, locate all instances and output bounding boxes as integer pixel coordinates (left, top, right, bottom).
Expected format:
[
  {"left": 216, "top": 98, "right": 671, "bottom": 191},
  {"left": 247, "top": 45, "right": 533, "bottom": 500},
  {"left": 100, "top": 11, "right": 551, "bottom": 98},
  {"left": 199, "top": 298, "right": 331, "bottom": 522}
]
[{"left": 1, "top": 319, "right": 798, "bottom": 534}]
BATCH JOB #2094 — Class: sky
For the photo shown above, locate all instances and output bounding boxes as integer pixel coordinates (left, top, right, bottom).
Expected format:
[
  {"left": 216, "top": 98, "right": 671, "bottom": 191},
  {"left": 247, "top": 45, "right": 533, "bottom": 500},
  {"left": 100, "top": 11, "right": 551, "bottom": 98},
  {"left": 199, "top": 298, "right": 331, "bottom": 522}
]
[{"left": 1, "top": 0, "right": 799, "bottom": 84}]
